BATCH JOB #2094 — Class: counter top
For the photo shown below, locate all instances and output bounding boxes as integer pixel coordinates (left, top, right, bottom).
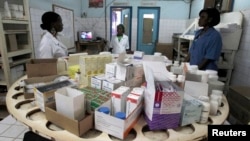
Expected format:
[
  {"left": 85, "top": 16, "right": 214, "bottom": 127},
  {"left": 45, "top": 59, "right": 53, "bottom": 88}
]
[{"left": 6, "top": 75, "right": 229, "bottom": 141}]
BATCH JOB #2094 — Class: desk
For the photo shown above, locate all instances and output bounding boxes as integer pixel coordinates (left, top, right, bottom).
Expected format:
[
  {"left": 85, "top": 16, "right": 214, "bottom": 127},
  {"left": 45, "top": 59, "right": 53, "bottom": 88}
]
[
  {"left": 6, "top": 76, "right": 229, "bottom": 141},
  {"left": 76, "top": 41, "right": 105, "bottom": 54}
]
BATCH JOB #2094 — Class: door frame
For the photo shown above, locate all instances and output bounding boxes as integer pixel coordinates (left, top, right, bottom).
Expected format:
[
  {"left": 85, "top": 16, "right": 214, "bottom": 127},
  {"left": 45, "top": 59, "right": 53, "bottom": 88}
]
[
  {"left": 110, "top": 6, "right": 132, "bottom": 49},
  {"left": 136, "top": 7, "right": 160, "bottom": 54}
]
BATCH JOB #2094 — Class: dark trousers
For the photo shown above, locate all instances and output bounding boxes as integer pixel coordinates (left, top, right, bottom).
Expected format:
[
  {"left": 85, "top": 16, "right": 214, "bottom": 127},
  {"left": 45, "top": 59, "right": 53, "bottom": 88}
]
[{"left": 23, "top": 131, "right": 51, "bottom": 141}]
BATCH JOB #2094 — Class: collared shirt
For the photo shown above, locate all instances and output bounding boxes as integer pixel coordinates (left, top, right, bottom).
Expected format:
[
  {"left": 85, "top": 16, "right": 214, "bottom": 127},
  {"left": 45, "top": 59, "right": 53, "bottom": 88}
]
[
  {"left": 37, "top": 31, "right": 68, "bottom": 58},
  {"left": 189, "top": 27, "right": 222, "bottom": 70},
  {"left": 110, "top": 34, "right": 129, "bottom": 54}
]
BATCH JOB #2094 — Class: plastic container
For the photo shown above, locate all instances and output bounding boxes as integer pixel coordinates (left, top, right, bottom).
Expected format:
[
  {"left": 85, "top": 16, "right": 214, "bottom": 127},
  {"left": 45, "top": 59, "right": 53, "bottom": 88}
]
[
  {"left": 115, "top": 112, "right": 126, "bottom": 120},
  {"left": 98, "top": 107, "right": 110, "bottom": 114}
]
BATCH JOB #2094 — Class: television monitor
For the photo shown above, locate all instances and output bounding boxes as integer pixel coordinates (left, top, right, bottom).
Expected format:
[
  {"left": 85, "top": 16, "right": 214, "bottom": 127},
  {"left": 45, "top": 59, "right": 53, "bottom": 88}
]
[{"left": 78, "top": 31, "right": 94, "bottom": 42}]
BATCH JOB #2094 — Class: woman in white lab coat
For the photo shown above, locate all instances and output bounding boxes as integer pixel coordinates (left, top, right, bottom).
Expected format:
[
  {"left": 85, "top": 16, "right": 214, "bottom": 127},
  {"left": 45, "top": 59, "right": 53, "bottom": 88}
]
[
  {"left": 109, "top": 24, "right": 130, "bottom": 54},
  {"left": 37, "top": 11, "right": 68, "bottom": 58}
]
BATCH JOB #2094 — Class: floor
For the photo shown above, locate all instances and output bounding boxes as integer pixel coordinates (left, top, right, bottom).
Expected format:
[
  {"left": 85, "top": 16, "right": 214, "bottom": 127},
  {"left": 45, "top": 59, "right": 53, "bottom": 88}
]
[{"left": 0, "top": 112, "right": 29, "bottom": 141}]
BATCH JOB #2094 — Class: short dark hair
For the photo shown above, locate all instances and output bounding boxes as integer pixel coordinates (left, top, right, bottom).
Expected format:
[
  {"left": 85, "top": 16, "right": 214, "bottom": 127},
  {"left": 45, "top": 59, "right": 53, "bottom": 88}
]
[
  {"left": 40, "top": 11, "right": 60, "bottom": 30},
  {"left": 199, "top": 8, "right": 220, "bottom": 27},
  {"left": 117, "top": 24, "right": 125, "bottom": 33}
]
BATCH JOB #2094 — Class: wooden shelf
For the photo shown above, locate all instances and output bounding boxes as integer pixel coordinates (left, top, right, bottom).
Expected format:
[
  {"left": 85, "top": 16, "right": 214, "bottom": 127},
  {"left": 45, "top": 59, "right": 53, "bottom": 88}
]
[
  {"left": 7, "top": 48, "right": 32, "bottom": 58},
  {"left": 2, "top": 19, "right": 29, "bottom": 24},
  {"left": 0, "top": 0, "right": 33, "bottom": 89},
  {"left": 4, "top": 30, "right": 29, "bottom": 34},
  {"left": 218, "top": 64, "right": 234, "bottom": 69}
]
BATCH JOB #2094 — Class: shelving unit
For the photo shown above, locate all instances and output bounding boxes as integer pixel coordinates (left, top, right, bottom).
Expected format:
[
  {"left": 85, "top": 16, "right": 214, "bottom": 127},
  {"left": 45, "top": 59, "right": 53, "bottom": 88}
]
[
  {"left": 172, "top": 11, "right": 243, "bottom": 91},
  {"left": 0, "top": 0, "right": 33, "bottom": 97},
  {"left": 204, "top": 0, "right": 233, "bottom": 13},
  {"left": 172, "top": 35, "right": 239, "bottom": 90},
  {"left": 172, "top": 34, "right": 193, "bottom": 61}
]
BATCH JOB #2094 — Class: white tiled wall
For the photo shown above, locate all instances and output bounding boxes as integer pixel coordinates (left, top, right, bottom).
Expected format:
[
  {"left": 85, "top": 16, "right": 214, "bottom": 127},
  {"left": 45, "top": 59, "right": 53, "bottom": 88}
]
[
  {"left": 29, "top": 7, "right": 250, "bottom": 86},
  {"left": 30, "top": 8, "right": 46, "bottom": 58}
]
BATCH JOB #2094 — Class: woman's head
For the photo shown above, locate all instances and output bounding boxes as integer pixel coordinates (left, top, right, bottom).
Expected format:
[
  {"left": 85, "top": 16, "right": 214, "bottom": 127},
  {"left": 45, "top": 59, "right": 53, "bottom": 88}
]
[
  {"left": 40, "top": 11, "right": 63, "bottom": 33},
  {"left": 198, "top": 8, "right": 220, "bottom": 27},
  {"left": 117, "top": 24, "right": 125, "bottom": 35}
]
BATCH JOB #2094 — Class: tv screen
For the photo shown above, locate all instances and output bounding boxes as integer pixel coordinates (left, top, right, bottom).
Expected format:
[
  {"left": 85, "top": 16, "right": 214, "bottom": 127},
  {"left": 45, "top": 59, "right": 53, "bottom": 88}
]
[{"left": 78, "top": 31, "right": 93, "bottom": 42}]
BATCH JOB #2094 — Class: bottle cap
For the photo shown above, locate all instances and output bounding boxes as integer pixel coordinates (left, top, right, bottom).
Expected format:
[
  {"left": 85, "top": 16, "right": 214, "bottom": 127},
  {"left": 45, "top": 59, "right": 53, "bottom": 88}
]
[
  {"left": 115, "top": 112, "right": 126, "bottom": 120},
  {"left": 98, "top": 107, "right": 110, "bottom": 114}
]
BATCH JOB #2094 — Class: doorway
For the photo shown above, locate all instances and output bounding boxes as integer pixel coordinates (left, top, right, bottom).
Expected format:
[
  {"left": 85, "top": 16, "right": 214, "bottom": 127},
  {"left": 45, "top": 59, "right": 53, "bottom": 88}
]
[
  {"left": 137, "top": 7, "right": 160, "bottom": 55},
  {"left": 110, "top": 6, "right": 132, "bottom": 49}
]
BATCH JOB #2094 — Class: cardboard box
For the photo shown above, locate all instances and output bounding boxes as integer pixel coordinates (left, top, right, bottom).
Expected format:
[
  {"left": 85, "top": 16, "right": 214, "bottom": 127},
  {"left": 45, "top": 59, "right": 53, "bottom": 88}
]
[
  {"left": 102, "top": 78, "right": 124, "bottom": 92},
  {"left": 90, "top": 74, "right": 106, "bottom": 89},
  {"left": 133, "top": 51, "right": 144, "bottom": 60},
  {"left": 45, "top": 102, "right": 93, "bottom": 136},
  {"left": 111, "top": 86, "right": 130, "bottom": 115},
  {"left": 95, "top": 100, "right": 142, "bottom": 139},
  {"left": 155, "top": 43, "right": 173, "bottom": 60},
  {"left": 185, "top": 72, "right": 202, "bottom": 82},
  {"left": 26, "top": 59, "right": 57, "bottom": 78},
  {"left": 126, "top": 93, "right": 143, "bottom": 117},
  {"left": 23, "top": 75, "right": 64, "bottom": 99},
  {"left": 55, "top": 87, "right": 85, "bottom": 121},
  {"left": 7, "top": 34, "right": 18, "bottom": 51},
  {"left": 124, "top": 77, "right": 144, "bottom": 88},
  {"left": 143, "top": 61, "right": 184, "bottom": 130},
  {"left": 115, "top": 63, "right": 134, "bottom": 81},
  {"left": 34, "top": 80, "right": 76, "bottom": 112},
  {"left": 105, "top": 63, "right": 117, "bottom": 78}
]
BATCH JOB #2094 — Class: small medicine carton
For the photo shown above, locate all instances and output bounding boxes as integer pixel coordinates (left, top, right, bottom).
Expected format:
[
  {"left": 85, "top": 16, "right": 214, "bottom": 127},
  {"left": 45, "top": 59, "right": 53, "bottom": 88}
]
[
  {"left": 95, "top": 99, "right": 142, "bottom": 139},
  {"left": 126, "top": 87, "right": 144, "bottom": 117},
  {"left": 91, "top": 74, "right": 106, "bottom": 89},
  {"left": 102, "top": 78, "right": 124, "bottom": 92},
  {"left": 111, "top": 86, "right": 130, "bottom": 115}
]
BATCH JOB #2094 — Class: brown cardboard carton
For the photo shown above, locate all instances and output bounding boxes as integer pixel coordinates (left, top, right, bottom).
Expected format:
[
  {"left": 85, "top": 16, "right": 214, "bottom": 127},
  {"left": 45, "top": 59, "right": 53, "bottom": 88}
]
[
  {"left": 156, "top": 43, "right": 173, "bottom": 59},
  {"left": 45, "top": 102, "right": 93, "bottom": 136},
  {"left": 26, "top": 59, "right": 57, "bottom": 78},
  {"left": 7, "top": 34, "right": 18, "bottom": 51}
]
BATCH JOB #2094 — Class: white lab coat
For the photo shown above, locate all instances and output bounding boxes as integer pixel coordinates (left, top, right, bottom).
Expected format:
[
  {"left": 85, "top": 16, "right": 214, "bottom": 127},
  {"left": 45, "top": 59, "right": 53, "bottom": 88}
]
[
  {"left": 37, "top": 31, "right": 68, "bottom": 58},
  {"left": 110, "top": 34, "right": 129, "bottom": 54}
]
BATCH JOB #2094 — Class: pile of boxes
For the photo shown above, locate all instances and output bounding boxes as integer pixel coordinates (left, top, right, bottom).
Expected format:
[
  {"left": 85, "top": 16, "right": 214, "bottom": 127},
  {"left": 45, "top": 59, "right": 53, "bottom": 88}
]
[{"left": 22, "top": 53, "right": 232, "bottom": 140}]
